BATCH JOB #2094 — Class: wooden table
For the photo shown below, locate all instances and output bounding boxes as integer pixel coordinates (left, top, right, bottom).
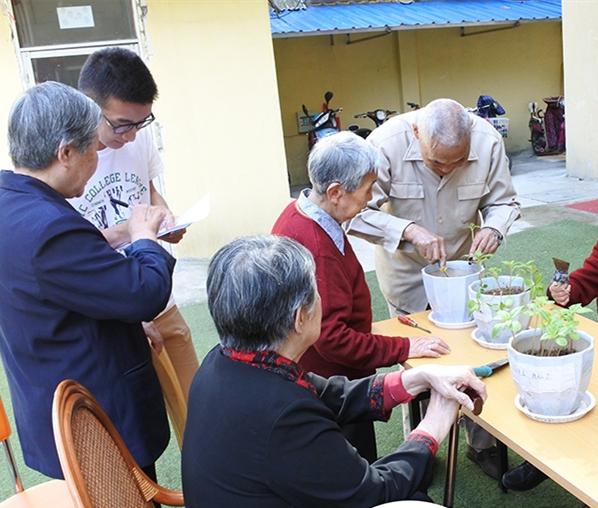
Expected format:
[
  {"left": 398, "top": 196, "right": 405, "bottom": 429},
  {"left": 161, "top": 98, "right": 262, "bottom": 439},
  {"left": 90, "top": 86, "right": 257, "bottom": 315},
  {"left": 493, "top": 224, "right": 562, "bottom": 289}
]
[{"left": 372, "top": 311, "right": 598, "bottom": 508}]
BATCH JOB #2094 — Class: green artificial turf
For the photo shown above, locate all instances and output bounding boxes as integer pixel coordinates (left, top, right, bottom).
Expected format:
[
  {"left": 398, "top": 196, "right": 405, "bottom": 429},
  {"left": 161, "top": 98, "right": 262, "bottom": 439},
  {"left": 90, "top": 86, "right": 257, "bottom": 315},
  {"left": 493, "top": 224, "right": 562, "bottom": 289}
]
[{"left": 0, "top": 220, "right": 595, "bottom": 506}]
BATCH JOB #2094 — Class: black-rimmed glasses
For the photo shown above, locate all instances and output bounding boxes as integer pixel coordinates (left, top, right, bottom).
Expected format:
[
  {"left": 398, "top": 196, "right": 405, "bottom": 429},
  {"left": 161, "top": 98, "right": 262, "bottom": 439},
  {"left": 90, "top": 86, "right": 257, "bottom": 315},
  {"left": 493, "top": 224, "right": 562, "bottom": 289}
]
[{"left": 103, "top": 112, "right": 155, "bottom": 134}]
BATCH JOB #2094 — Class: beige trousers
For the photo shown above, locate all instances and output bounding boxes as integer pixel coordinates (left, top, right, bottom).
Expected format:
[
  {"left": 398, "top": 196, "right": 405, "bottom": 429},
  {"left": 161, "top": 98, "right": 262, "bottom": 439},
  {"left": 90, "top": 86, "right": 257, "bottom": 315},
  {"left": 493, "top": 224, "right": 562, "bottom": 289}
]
[{"left": 151, "top": 305, "right": 199, "bottom": 447}]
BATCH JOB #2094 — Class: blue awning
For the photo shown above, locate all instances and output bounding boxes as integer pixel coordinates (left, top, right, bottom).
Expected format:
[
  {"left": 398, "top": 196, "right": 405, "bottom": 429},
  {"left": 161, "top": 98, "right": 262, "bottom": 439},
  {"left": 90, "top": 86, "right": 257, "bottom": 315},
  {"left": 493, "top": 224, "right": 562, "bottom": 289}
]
[{"left": 270, "top": 0, "right": 561, "bottom": 37}]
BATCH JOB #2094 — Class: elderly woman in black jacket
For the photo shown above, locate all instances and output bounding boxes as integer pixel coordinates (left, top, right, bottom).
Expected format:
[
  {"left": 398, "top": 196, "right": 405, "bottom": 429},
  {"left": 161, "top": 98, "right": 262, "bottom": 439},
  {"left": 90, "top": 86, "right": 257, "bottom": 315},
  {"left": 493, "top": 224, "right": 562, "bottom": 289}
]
[{"left": 182, "top": 235, "right": 486, "bottom": 507}]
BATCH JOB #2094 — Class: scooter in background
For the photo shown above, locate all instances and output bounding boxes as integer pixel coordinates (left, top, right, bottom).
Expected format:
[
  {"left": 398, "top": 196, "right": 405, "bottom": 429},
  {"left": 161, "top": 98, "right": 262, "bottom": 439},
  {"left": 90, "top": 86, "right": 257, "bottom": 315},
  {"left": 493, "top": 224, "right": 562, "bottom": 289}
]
[
  {"left": 528, "top": 102, "right": 546, "bottom": 155},
  {"left": 528, "top": 96, "right": 565, "bottom": 155},
  {"left": 348, "top": 108, "right": 397, "bottom": 139},
  {"left": 468, "top": 95, "right": 510, "bottom": 139},
  {"left": 302, "top": 91, "right": 342, "bottom": 150}
]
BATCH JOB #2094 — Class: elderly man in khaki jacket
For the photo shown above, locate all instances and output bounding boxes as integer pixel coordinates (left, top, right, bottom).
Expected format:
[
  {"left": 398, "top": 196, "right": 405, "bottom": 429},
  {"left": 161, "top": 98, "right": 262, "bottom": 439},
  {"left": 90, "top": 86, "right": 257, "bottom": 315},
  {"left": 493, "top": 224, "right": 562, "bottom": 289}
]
[
  {"left": 347, "top": 98, "right": 520, "bottom": 481},
  {"left": 348, "top": 98, "right": 520, "bottom": 314}
]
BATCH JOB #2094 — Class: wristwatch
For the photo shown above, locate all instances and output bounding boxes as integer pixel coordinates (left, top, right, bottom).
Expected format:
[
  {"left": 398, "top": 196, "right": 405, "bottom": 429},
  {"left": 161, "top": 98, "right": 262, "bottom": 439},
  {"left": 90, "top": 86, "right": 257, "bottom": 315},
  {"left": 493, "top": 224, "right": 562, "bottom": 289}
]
[{"left": 490, "top": 228, "right": 503, "bottom": 245}]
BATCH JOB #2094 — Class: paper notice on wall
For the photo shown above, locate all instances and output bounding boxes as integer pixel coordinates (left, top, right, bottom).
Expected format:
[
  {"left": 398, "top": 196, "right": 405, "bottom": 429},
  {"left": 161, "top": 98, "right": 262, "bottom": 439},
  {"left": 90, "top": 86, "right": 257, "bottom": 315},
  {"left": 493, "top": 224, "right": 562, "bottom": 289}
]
[{"left": 57, "top": 6, "right": 95, "bottom": 30}]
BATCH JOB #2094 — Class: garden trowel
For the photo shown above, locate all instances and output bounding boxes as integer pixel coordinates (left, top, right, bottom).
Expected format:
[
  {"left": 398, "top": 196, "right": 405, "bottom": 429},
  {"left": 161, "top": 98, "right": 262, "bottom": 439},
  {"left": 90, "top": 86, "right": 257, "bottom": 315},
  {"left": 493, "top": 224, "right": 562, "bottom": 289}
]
[
  {"left": 552, "top": 257, "right": 570, "bottom": 284},
  {"left": 473, "top": 357, "right": 509, "bottom": 378}
]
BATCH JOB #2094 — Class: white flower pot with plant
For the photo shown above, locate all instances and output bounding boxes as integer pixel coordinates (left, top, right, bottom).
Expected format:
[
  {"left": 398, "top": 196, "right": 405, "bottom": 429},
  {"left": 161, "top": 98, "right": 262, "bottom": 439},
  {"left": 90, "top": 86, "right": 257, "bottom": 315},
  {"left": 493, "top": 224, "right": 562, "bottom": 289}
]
[
  {"left": 495, "top": 297, "right": 594, "bottom": 418},
  {"left": 422, "top": 260, "right": 482, "bottom": 326},
  {"left": 467, "top": 260, "right": 543, "bottom": 347}
]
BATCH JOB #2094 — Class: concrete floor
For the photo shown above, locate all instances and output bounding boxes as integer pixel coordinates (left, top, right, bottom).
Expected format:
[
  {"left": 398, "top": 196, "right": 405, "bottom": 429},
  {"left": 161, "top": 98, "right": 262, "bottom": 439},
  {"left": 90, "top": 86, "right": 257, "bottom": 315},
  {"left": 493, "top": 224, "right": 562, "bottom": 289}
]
[{"left": 172, "top": 149, "right": 598, "bottom": 307}]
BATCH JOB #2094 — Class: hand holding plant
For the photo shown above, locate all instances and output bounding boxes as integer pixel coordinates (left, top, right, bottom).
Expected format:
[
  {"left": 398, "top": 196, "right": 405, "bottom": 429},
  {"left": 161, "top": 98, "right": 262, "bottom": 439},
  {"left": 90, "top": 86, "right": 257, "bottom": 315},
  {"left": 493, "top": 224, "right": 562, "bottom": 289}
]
[{"left": 469, "top": 227, "right": 502, "bottom": 255}]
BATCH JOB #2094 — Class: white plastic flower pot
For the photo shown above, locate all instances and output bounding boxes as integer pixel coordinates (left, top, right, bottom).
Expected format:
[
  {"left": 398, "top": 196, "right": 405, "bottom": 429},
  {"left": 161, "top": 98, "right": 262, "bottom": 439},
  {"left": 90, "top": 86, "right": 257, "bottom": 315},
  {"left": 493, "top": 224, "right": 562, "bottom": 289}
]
[
  {"left": 469, "top": 276, "right": 531, "bottom": 345},
  {"left": 421, "top": 260, "right": 482, "bottom": 324},
  {"left": 508, "top": 328, "right": 594, "bottom": 417}
]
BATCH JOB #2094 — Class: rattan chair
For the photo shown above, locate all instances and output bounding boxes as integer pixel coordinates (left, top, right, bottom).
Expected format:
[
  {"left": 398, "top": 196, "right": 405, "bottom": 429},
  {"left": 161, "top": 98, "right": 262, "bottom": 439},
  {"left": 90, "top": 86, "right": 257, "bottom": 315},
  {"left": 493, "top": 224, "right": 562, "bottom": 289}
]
[
  {"left": 52, "top": 380, "right": 184, "bottom": 508},
  {"left": 0, "top": 399, "right": 73, "bottom": 507}
]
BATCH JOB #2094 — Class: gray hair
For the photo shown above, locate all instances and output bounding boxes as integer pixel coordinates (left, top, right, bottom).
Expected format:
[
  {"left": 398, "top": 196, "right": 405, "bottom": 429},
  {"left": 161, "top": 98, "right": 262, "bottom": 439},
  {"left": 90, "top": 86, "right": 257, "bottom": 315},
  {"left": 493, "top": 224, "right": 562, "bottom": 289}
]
[
  {"left": 417, "top": 98, "right": 471, "bottom": 148},
  {"left": 308, "top": 131, "right": 380, "bottom": 195},
  {"left": 8, "top": 81, "right": 101, "bottom": 170},
  {"left": 207, "top": 235, "right": 317, "bottom": 351}
]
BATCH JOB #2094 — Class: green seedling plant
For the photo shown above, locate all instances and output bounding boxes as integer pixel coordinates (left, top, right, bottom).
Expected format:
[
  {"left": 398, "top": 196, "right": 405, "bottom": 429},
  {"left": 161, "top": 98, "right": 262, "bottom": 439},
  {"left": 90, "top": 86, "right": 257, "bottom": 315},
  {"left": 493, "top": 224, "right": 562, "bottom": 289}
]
[
  {"left": 467, "top": 256, "right": 542, "bottom": 315},
  {"left": 493, "top": 295, "right": 592, "bottom": 356},
  {"left": 464, "top": 222, "right": 545, "bottom": 342}
]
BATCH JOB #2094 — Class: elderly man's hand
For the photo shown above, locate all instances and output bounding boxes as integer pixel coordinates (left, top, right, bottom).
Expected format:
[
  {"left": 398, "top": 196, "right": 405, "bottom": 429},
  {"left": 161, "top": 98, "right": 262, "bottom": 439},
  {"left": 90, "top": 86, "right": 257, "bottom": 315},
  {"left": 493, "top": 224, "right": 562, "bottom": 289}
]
[
  {"left": 408, "top": 336, "right": 451, "bottom": 358},
  {"left": 548, "top": 281, "right": 571, "bottom": 306},
  {"left": 470, "top": 227, "right": 502, "bottom": 255},
  {"left": 404, "top": 223, "right": 446, "bottom": 264},
  {"left": 402, "top": 364, "right": 487, "bottom": 412}
]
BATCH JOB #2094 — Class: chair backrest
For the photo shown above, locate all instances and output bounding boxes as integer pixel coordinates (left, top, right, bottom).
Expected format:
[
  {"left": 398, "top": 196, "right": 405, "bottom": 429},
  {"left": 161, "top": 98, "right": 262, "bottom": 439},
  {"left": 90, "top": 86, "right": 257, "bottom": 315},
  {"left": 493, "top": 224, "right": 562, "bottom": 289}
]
[
  {"left": 0, "top": 399, "right": 24, "bottom": 493},
  {"left": 150, "top": 348, "right": 187, "bottom": 448},
  {"left": 52, "top": 380, "right": 183, "bottom": 508},
  {"left": 0, "top": 400, "right": 12, "bottom": 442}
]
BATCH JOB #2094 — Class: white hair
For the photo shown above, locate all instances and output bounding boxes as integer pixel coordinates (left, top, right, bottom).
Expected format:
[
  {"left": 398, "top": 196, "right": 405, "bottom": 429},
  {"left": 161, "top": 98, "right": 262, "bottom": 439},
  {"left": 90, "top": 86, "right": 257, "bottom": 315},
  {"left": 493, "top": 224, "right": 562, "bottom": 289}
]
[
  {"left": 207, "top": 235, "right": 317, "bottom": 351},
  {"left": 416, "top": 98, "right": 471, "bottom": 148},
  {"left": 9, "top": 81, "right": 100, "bottom": 170},
  {"left": 308, "top": 131, "right": 380, "bottom": 195}
]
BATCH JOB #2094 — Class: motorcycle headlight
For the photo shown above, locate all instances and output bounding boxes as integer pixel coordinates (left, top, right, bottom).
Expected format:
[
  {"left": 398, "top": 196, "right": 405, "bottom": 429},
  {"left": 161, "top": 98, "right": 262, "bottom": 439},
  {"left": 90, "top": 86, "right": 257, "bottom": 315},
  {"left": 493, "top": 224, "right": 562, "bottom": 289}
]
[
  {"left": 315, "top": 112, "right": 330, "bottom": 128},
  {"left": 375, "top": 110, "right": 386, "bottom": 121}
]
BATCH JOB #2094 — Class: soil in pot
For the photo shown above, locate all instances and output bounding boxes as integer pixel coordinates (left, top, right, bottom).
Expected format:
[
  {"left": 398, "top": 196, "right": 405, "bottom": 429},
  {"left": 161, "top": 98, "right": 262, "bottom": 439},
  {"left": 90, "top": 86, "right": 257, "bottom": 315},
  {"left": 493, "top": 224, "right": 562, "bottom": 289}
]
[
  {"left": 517, "top": 346, "right": 577, "bottom": 357},
  {"left": 482, "top": 286, "right": 525, "bottom": 296},
  {"left": 429, "top": 267, "right": 473, "bottom": 277}
]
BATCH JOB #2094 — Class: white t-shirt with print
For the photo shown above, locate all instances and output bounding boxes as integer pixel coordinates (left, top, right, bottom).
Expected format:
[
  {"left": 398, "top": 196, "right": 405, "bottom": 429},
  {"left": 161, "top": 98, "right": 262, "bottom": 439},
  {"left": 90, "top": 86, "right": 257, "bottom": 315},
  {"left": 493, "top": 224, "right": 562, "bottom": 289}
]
[
  {"left": 69, "top": 128, "right": 163, "bottom": 229},
  {"left": 69, "top": 128, "right": 175, "bottom": 312}
]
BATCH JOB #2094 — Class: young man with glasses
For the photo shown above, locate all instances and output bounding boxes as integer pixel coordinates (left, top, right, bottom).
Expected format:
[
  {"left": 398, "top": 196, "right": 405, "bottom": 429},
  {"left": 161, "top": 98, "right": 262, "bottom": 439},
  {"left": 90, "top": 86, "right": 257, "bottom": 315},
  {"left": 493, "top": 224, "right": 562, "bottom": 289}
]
[{"left": 68, "top": 49, "right": 199, "bottom": 466}]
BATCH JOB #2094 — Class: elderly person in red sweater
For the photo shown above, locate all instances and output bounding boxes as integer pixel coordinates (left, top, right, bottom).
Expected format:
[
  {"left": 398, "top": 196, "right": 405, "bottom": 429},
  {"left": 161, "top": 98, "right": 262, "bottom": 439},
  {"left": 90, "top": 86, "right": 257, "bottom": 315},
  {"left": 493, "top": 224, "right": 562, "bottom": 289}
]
[{"left": 272, "top": 131, "right": 450, "bottom": 462}]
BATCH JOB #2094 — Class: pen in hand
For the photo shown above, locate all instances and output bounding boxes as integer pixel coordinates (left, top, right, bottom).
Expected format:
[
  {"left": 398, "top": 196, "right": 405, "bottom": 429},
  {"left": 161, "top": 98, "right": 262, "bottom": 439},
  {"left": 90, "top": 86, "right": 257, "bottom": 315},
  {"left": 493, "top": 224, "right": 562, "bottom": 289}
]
[{"left": 110, "top": 197, "right": 129, "bottom": 208}]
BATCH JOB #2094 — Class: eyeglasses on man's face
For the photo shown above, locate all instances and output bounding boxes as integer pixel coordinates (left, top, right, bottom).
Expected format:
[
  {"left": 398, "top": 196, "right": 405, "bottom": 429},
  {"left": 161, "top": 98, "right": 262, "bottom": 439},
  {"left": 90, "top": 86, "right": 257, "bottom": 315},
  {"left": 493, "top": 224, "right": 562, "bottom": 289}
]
[{"left": 103, "top": 112, "right": 155, "bottom": 135}]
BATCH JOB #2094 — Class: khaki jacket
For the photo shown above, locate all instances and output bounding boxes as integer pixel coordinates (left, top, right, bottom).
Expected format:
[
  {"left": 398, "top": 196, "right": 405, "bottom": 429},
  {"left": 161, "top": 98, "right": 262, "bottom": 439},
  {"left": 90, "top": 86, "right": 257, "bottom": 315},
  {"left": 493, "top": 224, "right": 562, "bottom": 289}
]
[{"left": 346, "top": 111, "right": 520, "bottom": 313}]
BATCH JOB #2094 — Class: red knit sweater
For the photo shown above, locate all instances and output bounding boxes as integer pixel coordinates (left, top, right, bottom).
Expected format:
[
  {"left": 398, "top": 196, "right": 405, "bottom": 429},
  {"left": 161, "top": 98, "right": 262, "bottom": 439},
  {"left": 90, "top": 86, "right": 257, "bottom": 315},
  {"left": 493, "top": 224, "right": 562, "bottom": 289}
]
[
  {"left": 272, "top": 201, "right": 410, "bottom": 379},
  {"left": 569, "top": 240, "right": 598, "bottom": 306}
]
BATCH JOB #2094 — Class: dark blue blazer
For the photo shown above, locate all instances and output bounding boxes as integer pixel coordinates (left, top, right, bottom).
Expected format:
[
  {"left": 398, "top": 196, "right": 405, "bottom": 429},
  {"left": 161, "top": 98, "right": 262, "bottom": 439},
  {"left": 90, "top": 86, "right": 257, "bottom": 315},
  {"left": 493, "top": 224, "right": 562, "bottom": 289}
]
[
  {"left": 182, "top": 346, "right": 433, "bottom": 508},
  {"left": 0, "top": 170, "right": 174, "bottom": 477}
]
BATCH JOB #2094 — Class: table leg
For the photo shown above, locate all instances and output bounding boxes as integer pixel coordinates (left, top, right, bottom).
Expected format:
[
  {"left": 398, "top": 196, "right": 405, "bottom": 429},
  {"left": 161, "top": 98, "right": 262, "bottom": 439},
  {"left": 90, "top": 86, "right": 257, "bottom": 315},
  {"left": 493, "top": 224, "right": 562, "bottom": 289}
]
[
  {"left": 497, "top": 440, "right": 509, "bottom": 492},
  {"left": 443, "top": 420, "right": 460, "bottom": 508}
]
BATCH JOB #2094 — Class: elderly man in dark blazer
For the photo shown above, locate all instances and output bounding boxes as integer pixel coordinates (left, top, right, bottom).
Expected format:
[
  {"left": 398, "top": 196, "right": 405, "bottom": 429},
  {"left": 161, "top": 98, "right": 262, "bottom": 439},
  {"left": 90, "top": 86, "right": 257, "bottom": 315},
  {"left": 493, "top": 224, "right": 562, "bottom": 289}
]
[{"left": 0, "top": 81, "right": 174, "bottom": 480}]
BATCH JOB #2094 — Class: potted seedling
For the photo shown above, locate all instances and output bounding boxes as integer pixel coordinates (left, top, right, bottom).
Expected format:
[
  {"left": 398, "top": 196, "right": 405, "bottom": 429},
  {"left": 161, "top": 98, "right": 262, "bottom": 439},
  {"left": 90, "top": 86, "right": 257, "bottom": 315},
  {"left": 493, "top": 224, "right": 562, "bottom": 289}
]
[
  {"left": 422, "top": 259, "right": 482, "bottom": 327},
  {"left": 494, "top": 297, "right": 594, "bottom": 418},
  {"left": 422, "top": 223, "right": 498, "bottom": 327},
  {"left": 467, "top": 258, "right": 544, "bottom": 348}
]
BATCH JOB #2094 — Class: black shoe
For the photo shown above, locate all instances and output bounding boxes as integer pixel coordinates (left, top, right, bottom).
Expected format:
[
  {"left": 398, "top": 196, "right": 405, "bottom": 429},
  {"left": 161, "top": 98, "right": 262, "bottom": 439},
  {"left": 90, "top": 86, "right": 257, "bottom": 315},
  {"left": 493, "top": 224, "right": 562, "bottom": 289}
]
[
  {"left": 465, "top": 445, "right": 502, "bottom": 480},
  {"left": 502, "top": 461, "right": 548, "bottom": 491}
]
